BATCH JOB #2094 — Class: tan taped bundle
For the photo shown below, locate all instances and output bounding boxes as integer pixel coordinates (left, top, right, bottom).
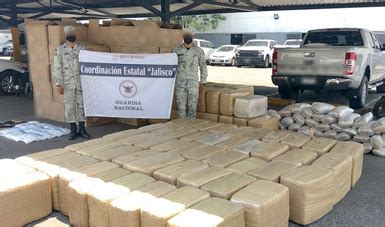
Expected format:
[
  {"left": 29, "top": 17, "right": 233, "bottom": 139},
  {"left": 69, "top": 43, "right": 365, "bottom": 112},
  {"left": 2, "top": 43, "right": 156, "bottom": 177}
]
[
  {"left": 312, "top": 153, "right": 353, "bottom": 204},
  {"left": 230, "top": 180, "right": 290, "bottom": 227},
  {"left": 201, "top": 173, "right": 256, "bottom": 199},
  {"left": 0, "top": 159, "right": 35, "bottom": 180},
  {"left": 112, "top": 150, "right": 160, "bottom": 166},
  {"left": 302, "top": 138, "right": 337, "bottom": 155},
  {"left": 151, "top": 140, "right": 195, "bottom": 152},
  {"left": 197, "top": 112, "right": 220, "bottom": 122},
  {"left": 280, "top": 133, "right": 311, "bottom": 149},
  {"left": 167, "top": 142, "right": 207, "bottom": 155},
  {"left": 329, "top": 141, "right": 364, "bottom": 187},
  {"left": 74, "top": 141, "right": 124, "bottom": 156},
  {"left": 243, "top": 128, "right": 273, "bottom": 140},
  {"left": 226, "top": 157, "right": 267, "bottom": 174},
  {"left": 47, "top": 153, "right": 100, "bottom": 169},
  {"left": 122, "top": 152, "right": 185, "bottom": 175},
  {"left": 177, "top": 166, "right": 232, "bottom": 188},
  {"left": 65, "top": 138, "right": 107, "bottom": 151},
  {"left": 280, "top": 166, "right": 334, "bottom": 225},
  {"left": 209, "top": 123, "right": 238, "bottom": 133},
  {"left": 111, "top": 173, "right": 156, "bottom": 190},
  {"left": 182, "top": 144, "right": 227, "bottom": 160},
  {"left": 250, "top": 142, "right": 290, "bottom": 161},
  {"left": 206, "top": 90, "right": 221, "bottom": 114},
  {"left": 273, "top": 149, "right": 318, "bottom": 166},
  {"left": 248, "top": 115, "right": 279, "bottom": 130},
  {"left": 191, "top": 121, "right": 222, "bottom": 131},
  {"left": 218, "top": 115, "right": 234, "bottom": 124},
  {"left": 248, "top": 161, "right": 299, "bottom": 183},
  {"left": 117, "top": 133, "right": 152, "bottom": 145},
  {"left": 198, "top": 88, "right": 206, "bottom": 112},
  {"left": 203, "top": 150, "right": 248, "bottom": 167},
  {"left": 138, "top": 123, "right": 168, "bottom": 132},
  {"left": 24, "top": 148, "right": 69, "bottom": 160},
  {"left": 215, "top": 136, "right": 251, "bottom": 149},
  {"left": 90, "top": 145, "right": 142, "bottom": 161},
  {"left": 198, "top": 132, "right": 232, "bottom": 145},
  {"left": 179, "top": 130, "right": 214, "bottom": 142},
  {"left": 136, "top": 181, "right": 177, "bottom": 197},
  {"left": 262, "top": 130, "right": 293, "bottom": 143},
  {"left": 233, "top": 140, "right": 265, "bottom": 155},
  {"left": 103, "top": 129, "right": 144, "bottom": 141},
  {"left": 0, "top": 171, "right": 52, "bottom": 227},
  {"left": 39, "top": 151, "right": 82, "bottom": 165},
  {"left": 153, "top": 160, "right": 209, "bottom": 185},
  {"left": 233, "top": 95, "right": 267, "bottom": 118},
  {"left": 229, "top": 126, "right": 257, "bottom": 135},
  {"left": 220, "top": 91, "right": 249, "bottom": 116},
  {"left": 134, "top": 135, "right": 175, "bottom": 149},
  {"left": 141, "top": 187, "right": 210, "bottom": 227},
  {"left": 167, "top": 197, "right": 244, "bottom": 227},
  {"left": 234, "top": 118, "right": 249, "bottom": 126}
]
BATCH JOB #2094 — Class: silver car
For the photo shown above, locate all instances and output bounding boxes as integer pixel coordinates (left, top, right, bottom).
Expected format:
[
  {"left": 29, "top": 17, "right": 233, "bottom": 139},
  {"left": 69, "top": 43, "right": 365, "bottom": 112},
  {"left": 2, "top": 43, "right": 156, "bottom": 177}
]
[
  {"left": 209, "top": 45, "right": 239, "bottom": 66},
  {"left": 193, "top": 39, "right": 215, "bottom": 62}
]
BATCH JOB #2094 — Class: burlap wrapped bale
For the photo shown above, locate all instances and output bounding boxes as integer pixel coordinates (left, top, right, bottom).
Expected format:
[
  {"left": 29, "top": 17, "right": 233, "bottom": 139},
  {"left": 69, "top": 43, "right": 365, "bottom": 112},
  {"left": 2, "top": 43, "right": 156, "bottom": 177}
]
[
  {"left": 302, "top": 138, "right": 337, "bottom": 155},
  {"left": 90, "top": 145, "right": 142, "bottom": 161},
  {"left": 122, "top": 152, "right": 185, "bottom": 175},
  {"left": 280, "top": 166, "right": 334, "bottom": 225},
  {"left": 219, "top": 115, "right": 234, "bottom": 124},
  {"left": 209, "top": 123, "right": 238, "bottom": 133},
  {"left": 203, "top": 150, "right": 248, "bottom": 167},
  {"left": 197, "top": 112, "right": 220, "bottom": 122},
  {"left": 0, "top": 171, "right": 52, "bottom": 227},
  {"left": 234, "top": 95, "right": 267, "bottom": 118},
  {"left": 329, "top": 141, "right": 364, "bottom": 187},
  {"left": 180, "top": 130, "right": 214, "bottom": 142},
  {"left": 112, "top": 150, "right": 160, "bottom": 166},
  {"left": 201, "top": 173, "right": 256, "bottom": 199},
  {"left": 177, "top": 166, "right": 232, "bottom": 188},
  {"left": 250, "top": 142, "right": 290, "bottom": 161},
  {"left": 248, "top": 115, "right": 279, "bottom": 130},
  {"left": 226, "top": 157, "right": 267, "bottom": 174},
  {"left": 103, "top": 129, "right": 145, "bottom": 141},
  {"left": 273, "top": 149, "right": 318, "bottom": 166},
  {"left": 206, "top": 90, "right": 221, "bottom": 114},
  {"left": 234, "top": 118, "right": 249, "bottom": 127},
  {"left": 182, "top": 145, "right": 227, "bottom": 160},
  {"left": 248, "top": 161, "right": 299, "bottom": 183},
  {"left": 280, "top": 133, "right": 311, "bottom": 149},
  {"left": 153, "top": 160, "right": 209, "bottom": 185},
  {"left": 88, "top": 182, "right": 130, "bottom": 227},
  {"left": 230, "top": 180, "right": 290, "bottom": 227},
  {"left": 262, "top": 130, "right": 292, "bottom": 143},
  {"left": 167, "top": 197, "right": 244, "bottom": 227},
  {"left": 198, "top": 132, "right": 232, "bottom": 145},
  {"left": 312, "top": 153, "right": 353, "bottom": 204},
  {"left": 220, "top": 91, "right": 249, "bottom": 116},
  {"left": 141, "top": 187, "right": 210, "bottom": 227},
  {"left": 151, "top": 140, "right": 195, "bottom": 152}
]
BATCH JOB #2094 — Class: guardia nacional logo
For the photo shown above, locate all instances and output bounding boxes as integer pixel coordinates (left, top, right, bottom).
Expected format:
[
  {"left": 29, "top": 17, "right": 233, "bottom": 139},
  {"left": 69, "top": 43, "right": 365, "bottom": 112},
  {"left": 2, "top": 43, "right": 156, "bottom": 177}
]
[{"left": 119, "top": 80, "right": 137, "bottom": 98}]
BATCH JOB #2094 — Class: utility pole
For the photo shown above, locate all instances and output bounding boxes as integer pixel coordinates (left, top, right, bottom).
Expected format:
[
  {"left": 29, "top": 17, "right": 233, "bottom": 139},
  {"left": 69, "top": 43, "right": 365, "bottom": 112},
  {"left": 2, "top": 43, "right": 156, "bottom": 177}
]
[
  {"left": 161, "top": 0, "right": 170, "bottom": 23},
  {"left": 10, "top": 0, "right": 21, "bottom": 62}
]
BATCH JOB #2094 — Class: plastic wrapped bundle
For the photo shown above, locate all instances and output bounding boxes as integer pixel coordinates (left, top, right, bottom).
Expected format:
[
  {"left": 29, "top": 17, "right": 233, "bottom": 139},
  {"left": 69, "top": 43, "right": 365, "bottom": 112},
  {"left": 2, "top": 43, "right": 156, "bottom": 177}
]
[
  {"left": 65, "top": 138, "right": 107, "bottom": 151},
  {"left": 179, "top": 130, "right": 214, "bottom": 142},
  {"left": 372, "top": 148, "right": 385, "bottom": 157},
  {"left": 74, "top": 141, "right": 124, "bottom": 156},
  {"left": 162, "top": 142, "right": 205, "bottom": 155},
  {"left": 314, "top": 130, "right": 324, "bottom": 138},
  {"left": 321, "top": 115, "right": 337, "bottom": 124},
  {"left": 363, "top": 142, "right": 373, "bottom": 154},
  {"left": 197, "top": 112, "right": 219, "bottom": 122},
  {"left": 357, "top": 121, "right": 375, "bottom": 137},
  {"left": 297, "top": 126, "right": 312, "bottom": 136},
  {"left": 233, "top": 95, "right": 267, "bottom": 118},
  {"left": 117, "top": 133, "right": 152, "bottom": 145},
  {"left": 343, "top": 128, "right": 358, "bottom": 136},
  {"left": 226, "top": 158, "right": 267, "bottom": 174},
  {"left": 323, "top": 130, "right": 337, "bottom": 139},
  {"left": 280, "top": 116, "right": 294, "bottom": 128},
  {"left": 353, "top": 112, "right": 373, "bottom": 129},
  {"left": 281, "top": 166, "right": 334, "bottom": 225},
  {"left": 273, "top": 149, "right": 318, "bottom": 166},
  {"left": 0, "top": 159, "right": 35, "bottom": 180},
  {"left": 293, "top": 113, "right": 306, "bottom": 125},
  {"left": 90, "top": 145, "right": 142, "bottom": 161},
  {"left": 111, "top": 173, "right": 156, "bottom": 190},
  {"left": 233, "top": 140, "right": 264, "bottom": 155},
  {"left": 331, "top": 123, "right": 343, "bottom": 133},
  {"left": 329, "top": 106, "right": 354, "bottom": 118},
  {"left": 167, "top": 197, "right": 244, "bottom": 227},
  {"left": 248, "top": 161, "right": 299, "bottom": 183},
  {"left": 242, "top": 128, "right": 273, "bottom": 140},
  {"left": 353, "top": 134, "right": 370, "bottom": 143},
  {"left": 330, "top": 141, "right": 364, "bottom": 187},
  {"left": 311, "top": 102, "right": 335, "bottom": 114},
  {"left": 176, "top": 167, "right": 232, "bottom": 188},
  {"left": 280, "top": 133, "right": 311, "bottom": 149},
  {"left": 230, "top": 180, "right": 289, "bottom": 227},
  {"left": 302, "top": 138, "right": 337, "bottom": 155},
  {"left": 141, "top": 187, "right": 210, "bottom": 227},
  {"left": 135, "top": 135, "right": 175, "bottom": 149},
  {"left": 198, "top": 132, "right": 232, "bottom": 145},
  {"left": 138, "top": 123, "right": 168, "bottom": 132},
  {"left": 191, "top": 121, "right": 222, "bottom": 131},
  {"left": 153, "top": 160, "right": 209, "bottom": 185},
  {"left": 219, "top": 91, "right": 249, "bottom": 116},
  {"left": 24, "top": 148, "right": 69, "bottom": 160},
  {"left": 152, "top": 127, "right": 198, "bottom": 139},
  {"left": 370, "top": 135, "right": 384, "bottom": 150},
  {"left": 103, "top": 129, "right": 145, "bottom": 141},
  {"left": 305, "top": 118, "right": 318, "bottom": 127},
  {"left": 0, "top": 171, "right": 52, "bottom": 227},
  {"left": 339, "top": 113, "right": 360, "bottom": 128},
  {"left": 250, "top": 142, "right": 290, "bottom": 161},
  {"left": 289, "top": 103, "right": 312, "bottom": 114},
  {"left": 373, "top": 118, "right": 385, "bottom": 134},
  {"left": 267, "top": 109, "right": 282, "bottom": 120},
  {"left": 312, "top": 153, "right": 353, "bottom": 204},
  {"left": 262, "top": 130, "right": 292, "bottom": 143},
  {"left": 203, "top": 150, "right": 248, "bottom": 168},
  {"left": 335, "top": 132, "right": 352, "bottom": 141},
  {"left": 230, "top": 126, "right": 257, "bottom": 136},
  {"left": 301, "top": 107, "right": 313, "bottom": 118},
  {"left": 315, "top": 124, "right": 331, "bottom": 132},
  {"left": 216, "top": 136, "right": 251, "bottom": 149},
  {"left": 288, "top": 123, "right": 302, "bottom": 131},
  {"left": 278, "top": 106, "right": 292, "bottom": 117},
  {"left": 112, "top": 150, "right": 160, "bottom": 166}
]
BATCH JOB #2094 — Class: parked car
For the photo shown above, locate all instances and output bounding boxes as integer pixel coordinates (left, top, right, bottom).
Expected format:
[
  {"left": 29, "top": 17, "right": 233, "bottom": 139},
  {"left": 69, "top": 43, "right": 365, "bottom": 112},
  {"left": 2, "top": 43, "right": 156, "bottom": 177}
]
[
  {"left": 209, "top": 45, "right": 239, "bottom": 66},
  {"left": 0, "top": 59, "right": 28, "bottom": 95},
  {"left": 193, "top": 39, "right": 215, "bottom": 62},
  {"left": 235, "top": 39, "right": 277, "bottom": 68},
  {"left": 0, "top": 40, "right": 13, "bottom": 56},
  {"left": 272, "top": 28, "right": 385, "bottom": 109},
  {"left": 281, "top": 39, "right": 303, "bottom": 48}
]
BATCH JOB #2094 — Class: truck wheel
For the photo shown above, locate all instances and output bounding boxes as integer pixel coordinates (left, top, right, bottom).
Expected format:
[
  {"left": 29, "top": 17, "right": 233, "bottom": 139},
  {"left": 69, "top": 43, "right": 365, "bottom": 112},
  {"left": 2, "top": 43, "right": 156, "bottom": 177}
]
[
  {"left": 376, "top": 81, "right": 385, "bottom": 93},
  {"left": 264, "top": 55, "right": 270, "bottom": 68},
  {"left": 278, "top": 86, "right": 298, "bottom": 100},
  {"left": 349, "top": 77, "right": 368, "bottom": 109},
  {"left": 0, "top": 70, "right": 20, "bottom": 96}
]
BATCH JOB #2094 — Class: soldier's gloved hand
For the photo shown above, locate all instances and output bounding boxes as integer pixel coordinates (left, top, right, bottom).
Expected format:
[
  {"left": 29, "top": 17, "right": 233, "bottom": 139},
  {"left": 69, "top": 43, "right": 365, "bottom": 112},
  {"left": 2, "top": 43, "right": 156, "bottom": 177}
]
[{"left": 56, "top": 85, "right": 64, "bottom": 95}]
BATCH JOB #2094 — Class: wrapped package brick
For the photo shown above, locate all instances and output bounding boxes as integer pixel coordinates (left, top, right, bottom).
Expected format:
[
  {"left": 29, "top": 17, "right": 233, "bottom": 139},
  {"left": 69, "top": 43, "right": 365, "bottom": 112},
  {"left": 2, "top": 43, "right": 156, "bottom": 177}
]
[
  {"left": 103, "top": 129, "right": 144, "bottom": 141},
  {"left": 230, "top": 126, "right": 257, "bottom": 135},
  {"left": 219, "top": 115, "right": 234, "bottom": 124},
  {"left": 135, "top": 181, "right": 177, "bottom": 197},
  {"left": 201, "top": 173, "right": 256, "bottom": 199},
  {"left": 138, "top": 123, "right": 168, "bottom": 132},
  {"left": 117, "top": 133, "right": 152, "bottom": 145},
  {"left": 273, "top": 149, "right": 318, "bottom": 166},
  {"left": 234, "top": 117, "right": 249, "bottom": 127},
  {"left": 248, "top": 115, "right": 279, "bottom": 130},
  {"left": 73, "top": 141, "right": 123, "bottom": 156},
  {"left": 111, "top": 173, "right": 156, "bottom": 190},
  {"left": 112, "top": 150, "right": 160, "bottom": 166},
  {"left": 330, "top": 141, "right": 364, "bottom": 187},
  {"left": 220, "top": 91, "right": 249, "bottom": 116},
  {"left": 216, "top": 136, "right": 251, "bottom": 149},
  {"left": 180, "top": 130, "right": 215, "bottom": 142},
  {"left": 243, "top": 128, "right": 273, "bottom": 140},
  {"left": 312, "top": 153, "right": 353, "bottom": 204},
  {"left": 248, "top": 161, "right": 298, "bottom": 183},
  {"left": 226, "top": 157, "right": 268, "bottom": 174},
  {"left": 262, "top": 130, "right": 292, "bottom": 143},
  {"left": 0, "top": 159, "right": 35, "bottom": 180},
  {"left": 134, "top": 135, "right": 175, "bottom": 149},
  {"left": 230, "top": 180, "right": 289, "bottom": 227},
  {"left": 198, "top": 132, "right": 232, "bottom": 145},
  {"left": 197, "top": 112, "right": 220, "bottom": 122},
  {"left": 302, "top": 138, "right": 337, "bottom": 155},
  {"left": 203, "top": 150, "right": 248, "bottom": 167},
  {"left": 167, "top": 197, "right": 244, "bottom": 227},
  {"left": 206, "top": 90, "right": 221, "bottom": 114},
  {"left": 209, "top": 123, "right": 238, "bottom": 133},
  {"left": 122, "top": 152, "right": 185, "bottom": 175},
  {"left": 233, "top": 140, "right": 264, "bottom": 155},
  {"left": 24, "top": 148, "right": 69, "bottom": 160},
  {"left": 90, "top": 145, "right": 142, "bottom": 161},
  {"left": 250, "top": 142, "right": 290, "bottom": 161},
  {"left": 191, "top": 121, "right": 222, "bottom": 131},
  {"left": 177, "top": 166, "right": 232, "bottom": 188},
  {"left": 39, "top": 151, "right": 82, "bottom": 165},
  {"left": 151, "top": 140, "right": 195, "bottom": 152},
  {"left": 153, "top": 160, "right": 209, "bottom": 185},
  {"left": 141, "top": 187, "right": 210, "bottom": 227},
  {"left": 280, "top": 133, "right": 311, "bottom": 149},
  {"left": 167, "top": 142, "right": 207, "bottom": 155},
  {"left": 65, "top": 138, "right": 107, "bottom": 151},
  {"left": 233, "top": 95, "right": 267, "bottom": 118},
  {"left": 152, "top": 127, "right": 198, "bottom": 138},
  {"left": 280, "top": 166, "right": 334, "bottom": 225},
  {"left": 0, "top": 171, "right": 52, "bottom": 227},
  {"left": 182, "top": 145, "right": 227, "bottom": 160},
  {"left": 197, "top": 89, "right": 206, "bottom": 112}
]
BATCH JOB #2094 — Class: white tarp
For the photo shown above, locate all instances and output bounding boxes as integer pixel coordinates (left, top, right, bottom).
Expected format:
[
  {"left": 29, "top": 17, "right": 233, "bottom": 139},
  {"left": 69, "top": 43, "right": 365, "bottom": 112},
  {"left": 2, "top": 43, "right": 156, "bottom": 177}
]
[{"left": 79, "top": 50, "right": 177, "bottom": 119}]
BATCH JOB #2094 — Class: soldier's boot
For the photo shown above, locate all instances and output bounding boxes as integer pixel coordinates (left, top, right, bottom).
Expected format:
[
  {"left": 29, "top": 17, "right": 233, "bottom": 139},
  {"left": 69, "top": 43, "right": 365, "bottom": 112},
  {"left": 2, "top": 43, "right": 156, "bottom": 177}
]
[
  {"left": 69, "top": 123, "right": 77, "bottom": 140},
  {"left": 78, "top": 121, "right": 90, "bottom": 139}
]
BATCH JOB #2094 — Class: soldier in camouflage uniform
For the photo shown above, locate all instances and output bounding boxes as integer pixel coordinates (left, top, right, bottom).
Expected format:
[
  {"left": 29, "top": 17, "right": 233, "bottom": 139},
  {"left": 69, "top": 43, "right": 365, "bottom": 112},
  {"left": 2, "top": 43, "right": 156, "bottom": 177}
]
[
  {"left": 173, "top": 32, "right": 208, "bottom": 118},
  {"left": 53, "top": 25, "right": 90, "bottom": 140}
]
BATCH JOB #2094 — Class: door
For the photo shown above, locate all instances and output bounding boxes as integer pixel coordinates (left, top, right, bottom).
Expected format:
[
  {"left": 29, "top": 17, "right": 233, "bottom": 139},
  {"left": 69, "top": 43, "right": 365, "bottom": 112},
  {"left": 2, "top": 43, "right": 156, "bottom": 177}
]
[{"left": 370, "top": 33, "right": 384, "bottom": 81}]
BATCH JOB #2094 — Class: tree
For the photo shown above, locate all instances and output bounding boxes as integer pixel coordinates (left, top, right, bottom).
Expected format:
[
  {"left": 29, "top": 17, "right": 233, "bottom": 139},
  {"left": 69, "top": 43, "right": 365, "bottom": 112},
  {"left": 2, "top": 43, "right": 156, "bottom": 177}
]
[{"left": 171, "top": 14, "right": 226, "bottom": 32}]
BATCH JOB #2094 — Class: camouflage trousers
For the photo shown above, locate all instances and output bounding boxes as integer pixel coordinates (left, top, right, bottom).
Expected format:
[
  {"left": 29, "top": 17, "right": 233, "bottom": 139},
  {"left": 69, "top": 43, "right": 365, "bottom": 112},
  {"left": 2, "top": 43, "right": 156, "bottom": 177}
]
[
  {"left": 175, "top": 78, "right": 199, "bottom": 118},
  {"left": 64, "top": 88, "right": 86, "bottom": 123}
]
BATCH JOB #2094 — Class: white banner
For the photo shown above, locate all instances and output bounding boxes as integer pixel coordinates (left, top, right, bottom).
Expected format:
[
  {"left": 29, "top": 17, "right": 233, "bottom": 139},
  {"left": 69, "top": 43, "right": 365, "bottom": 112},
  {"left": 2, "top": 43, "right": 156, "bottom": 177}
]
[{"left": 79, "top": 50, "right": 177, "bottom": 119}]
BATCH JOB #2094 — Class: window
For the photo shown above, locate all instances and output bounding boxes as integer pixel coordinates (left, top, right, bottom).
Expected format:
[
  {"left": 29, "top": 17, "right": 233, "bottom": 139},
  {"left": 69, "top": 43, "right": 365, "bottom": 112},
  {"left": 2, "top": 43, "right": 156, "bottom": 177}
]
[
  {"left": 200, "top": 41, "right": 208, "bottom": 48},
  {"left": 303, "top": 30, "right": 364, "bottom": 46},
  {"left": 244, "top": 41, "right": 269, "bottom": 47},
  {"left": 216, "top": 46, "right": 235, "bottom": 52},
  {"left": 371, "top": 33, "right": 381, "bottom": 50},
  {"left": 208, "top": 42, "right": 215, "bottom": 49}
]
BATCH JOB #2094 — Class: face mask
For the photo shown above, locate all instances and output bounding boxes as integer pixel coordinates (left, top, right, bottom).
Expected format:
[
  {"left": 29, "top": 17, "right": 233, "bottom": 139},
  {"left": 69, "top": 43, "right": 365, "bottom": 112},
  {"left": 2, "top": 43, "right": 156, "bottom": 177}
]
[
  {"left": 184, "top": 36, "right": 193, "bottom": 45},
  {"left": 66, "top": 35, "right": 76, "bottom": 43}
]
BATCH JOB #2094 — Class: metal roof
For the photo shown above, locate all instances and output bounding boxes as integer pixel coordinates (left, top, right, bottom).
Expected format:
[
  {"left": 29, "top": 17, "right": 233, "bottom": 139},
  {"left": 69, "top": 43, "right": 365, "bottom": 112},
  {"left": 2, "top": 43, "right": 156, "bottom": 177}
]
[{"left": 1, "top": 0, "right": 385, "bottom": 26}]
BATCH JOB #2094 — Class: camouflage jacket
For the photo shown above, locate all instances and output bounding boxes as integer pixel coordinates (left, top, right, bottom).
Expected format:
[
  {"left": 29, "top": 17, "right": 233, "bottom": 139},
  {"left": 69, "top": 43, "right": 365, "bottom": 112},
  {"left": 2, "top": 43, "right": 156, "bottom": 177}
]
[
  {"left": 172, "top": 44, "right": 208, "bottom": 83},
  {"left": 53, "top": 43, "right": 85, "bottom": 90}
]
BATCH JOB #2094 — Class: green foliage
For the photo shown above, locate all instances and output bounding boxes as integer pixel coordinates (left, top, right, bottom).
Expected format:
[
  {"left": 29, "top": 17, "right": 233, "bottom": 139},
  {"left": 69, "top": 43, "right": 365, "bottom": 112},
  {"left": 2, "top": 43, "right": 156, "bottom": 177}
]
[{"left": 172, "top": 14, "right": 226, "bottom": 32}]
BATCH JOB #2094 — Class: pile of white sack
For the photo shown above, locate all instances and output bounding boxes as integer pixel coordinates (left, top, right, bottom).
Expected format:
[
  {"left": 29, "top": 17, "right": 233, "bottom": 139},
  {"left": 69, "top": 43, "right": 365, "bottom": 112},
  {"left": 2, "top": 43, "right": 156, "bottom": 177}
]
[{"left": 267, "top": 102, "right": 385, "bottom": 158}]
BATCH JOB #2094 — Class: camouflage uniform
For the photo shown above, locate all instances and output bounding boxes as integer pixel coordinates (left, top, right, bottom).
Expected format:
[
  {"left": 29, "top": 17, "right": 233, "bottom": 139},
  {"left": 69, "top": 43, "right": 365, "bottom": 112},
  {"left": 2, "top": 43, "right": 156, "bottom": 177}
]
[
  {"left": 53, "top": 43, "right": 85, "bottom": 123},
  {"left": 173, "top": 44, "right": 208, "bottom": 118}
]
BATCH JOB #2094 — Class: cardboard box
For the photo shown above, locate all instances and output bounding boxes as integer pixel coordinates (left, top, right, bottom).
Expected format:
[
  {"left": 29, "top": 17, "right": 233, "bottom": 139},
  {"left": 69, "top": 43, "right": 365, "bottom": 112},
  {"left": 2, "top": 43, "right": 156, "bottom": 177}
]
[
  {"left": 33, "top": 82, "right": 53, "bottom": 104},
  {"left": 131, "top": 20, "right": 160, "bottom": 29},
  {"left": 28, "top": 45, "right": 50, "bottom": 65},
  {"left": 25, "top": 20, "right": 49, "bottom": 46},
  {"left": 48, "top": 45, "right": 58, "bottom": 66},
  {"left": 86, "top": 117, "right": 115, "bottom": 127},
  {"left": 111, "top": 47, "right": 159, "bottom": 54},
  {"left": 197, "top": 112, "right": 219, "bottom": 122},
  {"left": 159, "top": 47, "right": 173, "bottom": 53},
  {"left": 80, "top": 42, "right": 111, "bottom": 52},
  {"left": 29, "top": 64, "right": 51, "bottom": 83},
  {"left": 87, "top": 19, "right": 103, "bottom": 45},
  {"left": 219, "top": 115, "right": 234, "bottom": 124},
  {"left": 171, "top": 30, "right": 184, "bottom": 47},
  {"left": 52, "top": 84, "right": 64, "bottom": 103},
  {"left": 48, "top": 24, "right": 88, "bottom": 46},
  {"left": 159, "top": 29, "right": 172, "bottom": 47},
  {"left": 106, "top": 26, "right": 160, "bottom": 47}
]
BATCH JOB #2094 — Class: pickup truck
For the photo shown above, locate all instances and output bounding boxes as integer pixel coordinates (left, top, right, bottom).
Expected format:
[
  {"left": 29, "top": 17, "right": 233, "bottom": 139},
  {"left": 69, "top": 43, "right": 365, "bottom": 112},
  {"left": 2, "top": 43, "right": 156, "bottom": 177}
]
[
  {"left": 272, "top": 28, "right": 385, "bottom": 109},
  {"left": 236, "top": 39, "right": 277, "bottom": 68}
]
